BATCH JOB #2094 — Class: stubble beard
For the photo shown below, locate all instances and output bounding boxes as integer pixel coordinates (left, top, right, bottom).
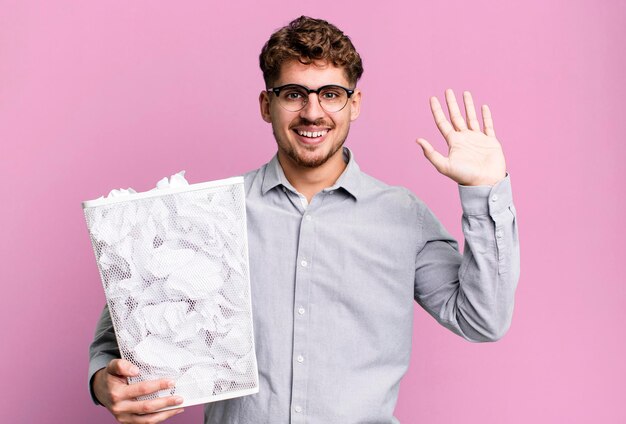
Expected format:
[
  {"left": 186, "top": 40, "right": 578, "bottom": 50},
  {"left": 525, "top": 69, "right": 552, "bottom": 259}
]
[{"left": 274, "top": 125, "right": 350, "bottom": 169}]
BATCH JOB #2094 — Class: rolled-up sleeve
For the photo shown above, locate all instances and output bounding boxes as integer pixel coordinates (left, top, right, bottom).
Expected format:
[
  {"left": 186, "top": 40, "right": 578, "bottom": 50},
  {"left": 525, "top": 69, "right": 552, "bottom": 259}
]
[{"left": 414, "top": 174, "right": 520, "bottom": 342}]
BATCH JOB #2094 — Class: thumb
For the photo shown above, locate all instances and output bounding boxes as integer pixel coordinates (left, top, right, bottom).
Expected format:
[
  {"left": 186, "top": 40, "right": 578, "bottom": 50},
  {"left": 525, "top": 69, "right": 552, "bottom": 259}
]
[
  {"left": 107, "top": 359, "right": 139, "bottom": 377},
  {"left": 416, "top": 138, "right": 448, "bottom": 175}
]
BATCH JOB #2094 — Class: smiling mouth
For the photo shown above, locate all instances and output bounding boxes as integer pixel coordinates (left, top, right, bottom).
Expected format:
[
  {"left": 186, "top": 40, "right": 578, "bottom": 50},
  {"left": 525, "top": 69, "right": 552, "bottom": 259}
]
[{"left": 293, "top": 129, "right": 329, "bottom": 139}]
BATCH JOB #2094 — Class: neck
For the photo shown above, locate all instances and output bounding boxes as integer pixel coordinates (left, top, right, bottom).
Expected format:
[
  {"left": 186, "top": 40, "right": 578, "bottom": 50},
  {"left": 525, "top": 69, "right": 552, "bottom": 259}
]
[{"left": 278, "top": 149, "right": 347, "bottom": 202}]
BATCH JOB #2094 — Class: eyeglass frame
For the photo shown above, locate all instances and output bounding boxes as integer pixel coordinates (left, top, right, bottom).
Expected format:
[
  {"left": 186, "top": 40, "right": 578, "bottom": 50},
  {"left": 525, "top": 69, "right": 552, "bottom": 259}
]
[{"left": 266, "top": 83, "right": 356, "bottom": 113}]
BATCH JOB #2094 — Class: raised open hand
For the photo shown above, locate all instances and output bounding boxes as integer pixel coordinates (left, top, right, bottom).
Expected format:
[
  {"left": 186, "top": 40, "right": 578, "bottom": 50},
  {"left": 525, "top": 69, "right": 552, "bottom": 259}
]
[{"left": 416, "top": 89, "right": 506, "bottom": 186}]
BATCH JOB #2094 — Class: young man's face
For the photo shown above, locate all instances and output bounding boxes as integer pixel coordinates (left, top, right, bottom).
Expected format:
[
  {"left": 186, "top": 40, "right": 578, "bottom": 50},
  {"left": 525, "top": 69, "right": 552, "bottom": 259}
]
[{"left": 260, "top": 60, "right": 361, "bottom": 170}]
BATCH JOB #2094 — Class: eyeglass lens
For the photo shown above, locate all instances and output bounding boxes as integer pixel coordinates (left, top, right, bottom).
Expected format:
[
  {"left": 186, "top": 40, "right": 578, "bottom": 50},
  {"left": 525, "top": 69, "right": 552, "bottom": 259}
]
[{"left": 277, "top": 85, "right": 349, "bottom": 112}]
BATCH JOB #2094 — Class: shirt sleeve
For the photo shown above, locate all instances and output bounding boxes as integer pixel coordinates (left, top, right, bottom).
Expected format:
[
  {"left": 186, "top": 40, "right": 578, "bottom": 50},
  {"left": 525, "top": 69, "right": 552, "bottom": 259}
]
[
  {"left": 88, "top": 304, "right": 120, "bottom": 405},
  {"left": 413, "top": 174, "right": 520, "bottom": 342}
]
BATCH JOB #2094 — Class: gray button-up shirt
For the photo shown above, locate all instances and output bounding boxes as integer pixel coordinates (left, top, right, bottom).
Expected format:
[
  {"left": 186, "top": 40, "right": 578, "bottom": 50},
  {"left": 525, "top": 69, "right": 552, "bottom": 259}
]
[{"left": 89, "top": 148, "right": 520, "bottom": 423}]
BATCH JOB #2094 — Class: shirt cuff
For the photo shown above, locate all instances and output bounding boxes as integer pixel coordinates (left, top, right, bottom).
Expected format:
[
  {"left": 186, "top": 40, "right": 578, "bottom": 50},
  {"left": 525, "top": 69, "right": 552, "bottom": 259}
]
[
  {"left": 88, "top": 353, "right": 117, "bottom": 405},
  {"left": 458, "top": 173, "right": 513, "bottom": 216}
]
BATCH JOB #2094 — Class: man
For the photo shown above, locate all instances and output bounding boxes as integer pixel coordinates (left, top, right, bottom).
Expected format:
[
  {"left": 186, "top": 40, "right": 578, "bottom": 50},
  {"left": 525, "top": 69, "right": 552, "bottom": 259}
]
[{"left": 89, "top": 16, "right": 519, "bottom": 424}]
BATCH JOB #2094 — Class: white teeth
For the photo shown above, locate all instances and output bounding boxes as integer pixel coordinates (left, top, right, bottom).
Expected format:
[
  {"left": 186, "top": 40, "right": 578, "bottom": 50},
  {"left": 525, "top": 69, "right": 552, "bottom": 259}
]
[{"left": 297, "top": 130, "right": 328, "bottom": 138}]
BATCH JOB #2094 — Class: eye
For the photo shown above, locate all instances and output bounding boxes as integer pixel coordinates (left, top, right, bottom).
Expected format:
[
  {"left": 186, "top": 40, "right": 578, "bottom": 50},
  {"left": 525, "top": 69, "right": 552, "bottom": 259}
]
[
  {"left": 280, "top": 86, "right": 307, "bottom": 101},
  {"left": 285, "top": 91, "right": 304, "bottom": 100},
  {"left": 320, "top": 87, "right": 344, "bottom": 101}
]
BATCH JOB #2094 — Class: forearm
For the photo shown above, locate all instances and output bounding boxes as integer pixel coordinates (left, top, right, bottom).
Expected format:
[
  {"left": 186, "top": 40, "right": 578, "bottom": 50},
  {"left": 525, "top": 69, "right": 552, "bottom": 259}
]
[
  {"left": 454, "top": 174, "right": 519, "bottom": 340},
  {"left": 414, "top": 174, "right": 520, "bottom": 342},
  {"left": 88, "top": 304, "right": 120, "bottom": 404}
]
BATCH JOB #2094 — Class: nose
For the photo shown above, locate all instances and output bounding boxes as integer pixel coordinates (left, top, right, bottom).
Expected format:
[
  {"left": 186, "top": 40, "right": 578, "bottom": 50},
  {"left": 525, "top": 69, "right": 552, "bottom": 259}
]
[{"left": 299, "top": 93, "right": 326, "bottom": 121}]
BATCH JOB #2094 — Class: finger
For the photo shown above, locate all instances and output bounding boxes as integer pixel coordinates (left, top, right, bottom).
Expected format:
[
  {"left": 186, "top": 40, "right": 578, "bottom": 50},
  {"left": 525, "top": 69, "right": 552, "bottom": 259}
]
[
  {"left": 463, "top": 91, "right": 480, "bottom": 131},
  {"left": 416, "top": 138, "right": 449, "bottom": 175},
  {"left": 107, "top": 359, "right": 139, "bottom": 378},
  {"left": 481, "top": 104, "right": 496, "bottom": 137},
  {"left": 429, "top": 96, "right": 455, "bottom": 142},
  {"left": 117, "top": 408, "right": 184, "bottom": 424},
  {"left": 122, "top": 394, "right": 184, "bottom": 415},
  {"left": 444, "top": 88, "right": 468, "bottom": 131},
  {"left": 136, "top": 408, "right": 184, "bottom": 423},
  {"left": 125, "top": 379, "right": 176, "bottom": 399}
]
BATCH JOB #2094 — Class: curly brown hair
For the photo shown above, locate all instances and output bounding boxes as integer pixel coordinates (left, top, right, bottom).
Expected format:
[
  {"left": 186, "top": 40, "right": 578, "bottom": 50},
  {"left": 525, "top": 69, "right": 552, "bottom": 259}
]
[{"left": 259, "top": 16, "right": 364, "bottom": 87}]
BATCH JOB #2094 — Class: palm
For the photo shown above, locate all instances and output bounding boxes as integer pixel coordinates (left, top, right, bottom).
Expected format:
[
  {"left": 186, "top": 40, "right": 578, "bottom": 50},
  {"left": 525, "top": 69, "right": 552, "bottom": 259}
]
[{"left": 416, "top": 89, "right": 506, "bottom": 186}]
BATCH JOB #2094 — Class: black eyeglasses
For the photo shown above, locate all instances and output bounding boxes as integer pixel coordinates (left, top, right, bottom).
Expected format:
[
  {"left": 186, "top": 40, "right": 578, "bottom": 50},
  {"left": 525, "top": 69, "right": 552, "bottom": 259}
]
[{"left": 267, "top": 84, "right": 355, "bottom": 113}]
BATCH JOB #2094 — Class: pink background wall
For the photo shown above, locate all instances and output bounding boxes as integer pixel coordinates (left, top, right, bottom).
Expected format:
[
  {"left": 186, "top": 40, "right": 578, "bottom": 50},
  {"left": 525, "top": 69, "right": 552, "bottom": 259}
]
[{"left": 1, "top": 0, "right": 624, "bottom": 422}]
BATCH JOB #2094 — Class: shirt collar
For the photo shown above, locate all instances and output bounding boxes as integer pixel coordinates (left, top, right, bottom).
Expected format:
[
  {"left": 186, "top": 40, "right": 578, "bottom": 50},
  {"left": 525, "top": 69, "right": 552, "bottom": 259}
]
[{"left": 261, "top": 147, "right": 362, "bottom": 200}]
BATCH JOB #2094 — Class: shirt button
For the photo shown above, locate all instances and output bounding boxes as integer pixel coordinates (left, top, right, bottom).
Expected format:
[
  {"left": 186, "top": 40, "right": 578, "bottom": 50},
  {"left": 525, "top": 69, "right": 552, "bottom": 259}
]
[
  {"left": 300, "top": 260, "right": 308, "bottom": 267},
  {"left": 305, "top": 214, "right": 312, "bottom": 221},
  {"left": 298, "top": 307, "right": 305, "bottom": 315},
  {"left": 294, "top": 405, "right": 303, "bottom": 413},
  {"left": 496, "top": 230, "right": 503, "bottom": 238},
  {"left": 297, "top": 355, "right": 304, "bottom": 363},
  {"left": 282, "top": 187, "right": 287, "bottom": 192},
  {"left": 491, "top": 194, "right": 499, "bottom": 202}
]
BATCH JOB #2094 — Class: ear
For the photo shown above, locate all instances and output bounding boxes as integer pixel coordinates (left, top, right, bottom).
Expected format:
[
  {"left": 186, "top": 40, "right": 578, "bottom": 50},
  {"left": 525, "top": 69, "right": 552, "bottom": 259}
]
[
  {"left": 259, "top": 91, "right": 272, "bottom": 123},
  {"left": 349, "top": 89, "right": 362, "bottom": 121}
]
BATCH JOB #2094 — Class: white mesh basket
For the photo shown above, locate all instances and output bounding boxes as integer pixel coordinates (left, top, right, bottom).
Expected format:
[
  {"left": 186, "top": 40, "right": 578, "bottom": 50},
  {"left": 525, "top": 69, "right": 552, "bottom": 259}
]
[{"left": 83, "top": 176, "right": 258, "bottom": 409}]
